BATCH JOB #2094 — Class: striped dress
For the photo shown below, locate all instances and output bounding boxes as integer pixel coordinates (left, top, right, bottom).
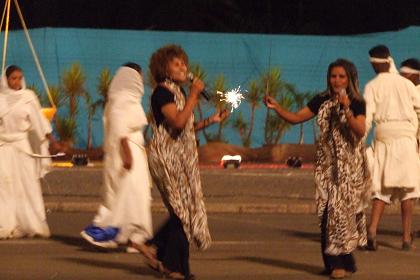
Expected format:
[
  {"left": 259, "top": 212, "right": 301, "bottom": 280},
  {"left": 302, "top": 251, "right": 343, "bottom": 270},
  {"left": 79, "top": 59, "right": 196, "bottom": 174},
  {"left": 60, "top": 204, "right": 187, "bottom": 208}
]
[{"left": 148, "top": 79, "right": 211, "bottom": 250}]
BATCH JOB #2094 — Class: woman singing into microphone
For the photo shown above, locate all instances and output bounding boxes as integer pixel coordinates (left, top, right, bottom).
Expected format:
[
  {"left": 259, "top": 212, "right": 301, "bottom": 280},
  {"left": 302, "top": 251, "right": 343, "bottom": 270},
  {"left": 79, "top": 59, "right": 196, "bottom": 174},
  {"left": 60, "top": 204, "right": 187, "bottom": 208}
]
[
  {"left": 264, "top": 59, "right": 370, "bottom": 279},
  {"left": 136, "top": 44, "right": 227, "bottom": 279}
]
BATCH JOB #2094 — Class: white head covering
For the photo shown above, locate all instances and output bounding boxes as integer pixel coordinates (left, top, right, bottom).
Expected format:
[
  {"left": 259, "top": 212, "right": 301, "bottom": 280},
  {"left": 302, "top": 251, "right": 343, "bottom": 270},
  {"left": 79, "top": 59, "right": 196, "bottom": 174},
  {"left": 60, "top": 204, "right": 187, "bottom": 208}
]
[
  {"left": 369, "top": 56, "right": 398, "bottom": 74},
  {"left": 0, "top": 66, "right": 52, "bottom": 178},
  {"left": 104, "top": 66, "right": 147, "bottom": 148},
  {"left": 107, "top": 66, "right": 144, "bottom": 104},
  {"left": 400, "top": 66, "right": 420, "bottom": 78},
  {"left": 0, "top": 66, "right": 32, "bottom": 117}
]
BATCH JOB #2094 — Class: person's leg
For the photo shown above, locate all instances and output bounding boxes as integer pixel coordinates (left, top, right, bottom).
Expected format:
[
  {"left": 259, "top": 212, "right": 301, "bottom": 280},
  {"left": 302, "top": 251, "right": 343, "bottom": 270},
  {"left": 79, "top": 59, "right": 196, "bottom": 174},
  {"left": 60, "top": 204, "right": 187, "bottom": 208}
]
[
  {"left": 161, "top": 215, "right": 190, "bottom": 277},
  {"left": 320, "top": 207, "right": 332, "bottom": 273},
  {"left": 342, "top": 253, "right": 356, "bottom": 273},
  {"left": 366, "top": 198, "right": 386, "bottom": 250},
  {"left": 401, "top": 198, "right": 414, "bottom": 244},
  {"left": 368, "top": 199, "right": 386, "bottom": 237},
  {"left": 135, "top": 216, "right": 173, "bottom": 272},
  {"left": 328, "top": 256, "right": 346, "bottom": 279}
]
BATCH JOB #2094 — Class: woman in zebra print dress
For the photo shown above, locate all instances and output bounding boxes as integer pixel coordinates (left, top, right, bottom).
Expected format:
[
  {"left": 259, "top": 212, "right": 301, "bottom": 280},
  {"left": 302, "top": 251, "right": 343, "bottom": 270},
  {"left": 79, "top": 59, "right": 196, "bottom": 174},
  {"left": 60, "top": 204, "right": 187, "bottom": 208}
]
[
  {"left": 263, "top": 59, "right": 370, "bottom": 279},
  {"left": 137, "top": 44, "right": 228, "bottom": 280}
]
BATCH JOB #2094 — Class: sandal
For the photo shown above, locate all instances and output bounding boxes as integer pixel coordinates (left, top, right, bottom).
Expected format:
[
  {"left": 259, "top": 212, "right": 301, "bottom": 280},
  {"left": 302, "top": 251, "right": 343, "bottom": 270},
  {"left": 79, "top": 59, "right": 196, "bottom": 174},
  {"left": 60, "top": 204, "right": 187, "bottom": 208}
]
[
  {"left": 330, "top": 268, "right": 346, "bottom": 279},
  {"left": 402, "top": 232, "right": 416, "bottom": 251},
  {"left": 135, "top": 243, "right": 162, "bottom": 273},
  {"left": 165, "top": 271, "right": 185, "bottom": 279}
]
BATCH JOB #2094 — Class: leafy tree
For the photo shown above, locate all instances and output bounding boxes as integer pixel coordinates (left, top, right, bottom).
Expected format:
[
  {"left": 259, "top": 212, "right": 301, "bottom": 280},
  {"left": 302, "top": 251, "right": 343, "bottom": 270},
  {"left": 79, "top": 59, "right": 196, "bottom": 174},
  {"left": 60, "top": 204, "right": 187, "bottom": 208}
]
[
  {"left": 231, "top": 111, "right": 249, "bottom": 146},
  {"left": 96, "top": 68, "right": 112, "bottom": 108},
  {"left": 61, "top": 63, "right": 86, "bottom": 119},
  {"left": 207, "top": 73, "right": 229, "bottom": 142}
]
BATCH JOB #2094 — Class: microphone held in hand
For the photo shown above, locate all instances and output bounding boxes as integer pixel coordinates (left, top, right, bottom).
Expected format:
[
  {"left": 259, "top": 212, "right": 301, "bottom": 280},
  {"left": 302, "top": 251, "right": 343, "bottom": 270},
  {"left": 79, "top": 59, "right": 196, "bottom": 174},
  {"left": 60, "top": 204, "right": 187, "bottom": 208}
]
[
  {"left": 187, "top": 72, "right": 210, "bottom": 101},
  {"left": 339, "top": 88, "right": 347, "bottom": 98}
]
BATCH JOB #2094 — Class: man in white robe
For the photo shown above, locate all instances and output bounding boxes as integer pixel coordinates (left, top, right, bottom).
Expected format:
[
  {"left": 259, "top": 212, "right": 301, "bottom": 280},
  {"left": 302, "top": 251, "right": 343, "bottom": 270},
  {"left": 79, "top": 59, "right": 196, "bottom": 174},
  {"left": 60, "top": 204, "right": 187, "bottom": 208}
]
[
  {"left": 400, "top": 58, "right": 420, "bottom": 93},
  {"left": 365, "top": 46, "right": 420, "bottom": 251},
  {"left": 0, "top": 65, "right": 53, "bottom": 239},
  {"left": 81, "top": 63, "right": 152, "bottom": 251}
]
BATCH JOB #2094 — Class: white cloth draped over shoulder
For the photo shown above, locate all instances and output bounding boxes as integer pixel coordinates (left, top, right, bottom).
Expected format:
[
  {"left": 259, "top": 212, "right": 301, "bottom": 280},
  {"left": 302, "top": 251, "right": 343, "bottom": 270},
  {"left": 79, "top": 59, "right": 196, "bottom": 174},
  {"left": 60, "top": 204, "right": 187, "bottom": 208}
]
[
  {"left": 0, "top": 69, "right": 52, "bottom": 239},
  {"left": 92, "top": 66, "right": 152, "bottom": 244},
  {"left": 364, "top": 72, "right": 420, "bottom": 194}
]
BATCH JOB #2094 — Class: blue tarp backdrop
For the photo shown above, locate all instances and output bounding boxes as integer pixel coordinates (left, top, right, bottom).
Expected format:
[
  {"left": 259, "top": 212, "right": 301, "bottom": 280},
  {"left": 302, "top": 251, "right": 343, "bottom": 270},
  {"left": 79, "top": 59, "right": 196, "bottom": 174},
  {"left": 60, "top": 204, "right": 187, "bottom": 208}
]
[{"left": 2, "top": 27, "right": 419, "bottom": 147}]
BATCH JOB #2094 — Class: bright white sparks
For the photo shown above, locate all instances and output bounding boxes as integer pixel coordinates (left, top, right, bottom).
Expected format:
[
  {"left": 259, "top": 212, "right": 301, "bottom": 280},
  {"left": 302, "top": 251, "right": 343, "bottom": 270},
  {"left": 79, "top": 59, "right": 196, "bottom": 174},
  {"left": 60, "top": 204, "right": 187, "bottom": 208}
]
[{"left": 217, "top": 86, "right": 245, "bottom": 112}]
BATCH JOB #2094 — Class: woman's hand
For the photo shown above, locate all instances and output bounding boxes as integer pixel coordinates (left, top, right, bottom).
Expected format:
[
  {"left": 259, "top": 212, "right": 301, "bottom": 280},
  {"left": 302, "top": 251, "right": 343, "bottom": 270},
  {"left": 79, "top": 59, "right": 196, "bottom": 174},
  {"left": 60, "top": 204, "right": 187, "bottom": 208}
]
[
  {"left": 263, "top": 96, "right": 315, "bottom": 125},
  {"left": 122, "top": 152, "right": 133, "bottom": 170},
  {"left": 263, "top": 95, "right": 279, "bottom": 110},
  {"left": 210, "top": 109, "right": 229, "bottom": 123},
  {"left": 120, "top": 138, "right": 133, "bottom": 170},
  {"left": 50, "top": 141, "right": 64, "bottom": 153},
  {"left": 337, "top": 90, "right": 351, "bottom": 108},
  {"left": 46, "top": 133, "right": 66, "bottom": 153},
  {"left": 189, "top": 78, "right": 205, "bottom": 101}
]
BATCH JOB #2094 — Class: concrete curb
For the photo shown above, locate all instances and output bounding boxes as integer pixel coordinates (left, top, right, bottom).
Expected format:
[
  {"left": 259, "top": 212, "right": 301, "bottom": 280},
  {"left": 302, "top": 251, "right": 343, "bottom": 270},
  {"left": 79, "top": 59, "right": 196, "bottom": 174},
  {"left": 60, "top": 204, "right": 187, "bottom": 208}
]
[{"left": 45, "top": 201, "right": 420, "bottom": 215}]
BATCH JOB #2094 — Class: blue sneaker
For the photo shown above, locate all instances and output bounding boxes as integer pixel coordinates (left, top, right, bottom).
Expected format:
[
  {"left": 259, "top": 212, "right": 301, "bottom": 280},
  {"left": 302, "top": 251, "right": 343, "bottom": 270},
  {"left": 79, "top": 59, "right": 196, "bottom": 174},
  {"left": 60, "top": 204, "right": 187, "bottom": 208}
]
[{"left": 80, "top": 225, "right": 119, "bottom": 249}]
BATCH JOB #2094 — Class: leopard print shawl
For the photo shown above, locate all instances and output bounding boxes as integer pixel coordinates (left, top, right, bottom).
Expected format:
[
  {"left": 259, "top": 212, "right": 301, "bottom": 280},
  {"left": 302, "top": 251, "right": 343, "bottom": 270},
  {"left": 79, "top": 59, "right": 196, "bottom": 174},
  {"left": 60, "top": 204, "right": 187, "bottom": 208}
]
[
  {"left": 148, "top": 80, "right": 211, "bottom": 250},
  {"left": 315, "top": 97, "right": 370, "bottom": 255}
]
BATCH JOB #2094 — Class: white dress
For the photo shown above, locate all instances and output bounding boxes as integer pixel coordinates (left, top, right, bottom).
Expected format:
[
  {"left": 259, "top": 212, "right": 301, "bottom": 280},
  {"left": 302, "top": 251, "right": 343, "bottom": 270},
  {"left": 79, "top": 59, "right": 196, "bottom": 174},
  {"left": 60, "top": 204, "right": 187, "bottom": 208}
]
[
  {"left": 364, "top": 72, "right": 420, "bottom": 194},
  {"left": 0, "top": 76, "right": 51, "bottom": 239},
  {"left": 91, "top": 67, "right": 152, "bottom": 245}
]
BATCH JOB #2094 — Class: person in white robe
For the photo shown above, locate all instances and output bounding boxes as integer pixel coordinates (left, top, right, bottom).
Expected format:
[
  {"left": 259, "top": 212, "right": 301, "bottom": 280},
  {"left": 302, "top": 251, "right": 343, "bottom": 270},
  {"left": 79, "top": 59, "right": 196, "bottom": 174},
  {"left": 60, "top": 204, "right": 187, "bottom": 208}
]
[
  {"left": 81, "top": 63, "right": 152, "bottom": 251},
  {"left": 0, "top": 65, "right": 55, "bottom": 239},
  {"left": 400, "top": 58, "right": 420, "bottom": 92},
  {"left": 365, "top": 46, "right": 420, "bottom": 251}
]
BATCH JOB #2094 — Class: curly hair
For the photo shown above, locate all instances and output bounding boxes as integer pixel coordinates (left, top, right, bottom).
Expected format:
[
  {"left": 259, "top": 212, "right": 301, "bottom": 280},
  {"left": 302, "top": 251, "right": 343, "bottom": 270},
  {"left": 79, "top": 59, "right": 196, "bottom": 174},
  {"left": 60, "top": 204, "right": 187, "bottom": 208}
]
[
  {"left": 327, "top": 58, "right": 364, "bottom": 102},
  {"left": 149, "top": 44, "right": 189, "bottom": 84}
]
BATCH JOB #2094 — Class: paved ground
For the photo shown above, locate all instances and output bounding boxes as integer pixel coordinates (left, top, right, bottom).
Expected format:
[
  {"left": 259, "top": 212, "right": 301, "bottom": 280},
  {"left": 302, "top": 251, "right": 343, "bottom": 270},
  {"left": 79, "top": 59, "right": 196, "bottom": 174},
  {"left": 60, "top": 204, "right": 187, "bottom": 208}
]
[
  {"left": 41, "top": 167, "right": 420, "bottom": 214},
  {"left": 0, "top": 213, "right": 419, "bottom": 280}
]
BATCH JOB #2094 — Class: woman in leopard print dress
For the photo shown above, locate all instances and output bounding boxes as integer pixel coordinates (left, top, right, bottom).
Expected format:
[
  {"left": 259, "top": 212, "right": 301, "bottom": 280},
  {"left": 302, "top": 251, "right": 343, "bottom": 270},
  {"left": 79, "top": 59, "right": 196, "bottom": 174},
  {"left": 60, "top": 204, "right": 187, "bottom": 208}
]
[
  {"left": 138, "top": 45, "right": 228, "bottom": 280},
  {"left": 264, "top": 59, "right": 370, "bottom": 279}
]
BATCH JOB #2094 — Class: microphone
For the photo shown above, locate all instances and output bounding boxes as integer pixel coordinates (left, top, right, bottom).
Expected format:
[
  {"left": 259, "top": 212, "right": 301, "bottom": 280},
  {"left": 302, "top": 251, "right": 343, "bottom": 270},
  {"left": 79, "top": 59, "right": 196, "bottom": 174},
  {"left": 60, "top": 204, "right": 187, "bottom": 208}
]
[
  {"left": 339, "top": 88, "right": 347, "bottom": 98},
  {"left": 187, "top": 72, "right": 210, "bottom": 101}
]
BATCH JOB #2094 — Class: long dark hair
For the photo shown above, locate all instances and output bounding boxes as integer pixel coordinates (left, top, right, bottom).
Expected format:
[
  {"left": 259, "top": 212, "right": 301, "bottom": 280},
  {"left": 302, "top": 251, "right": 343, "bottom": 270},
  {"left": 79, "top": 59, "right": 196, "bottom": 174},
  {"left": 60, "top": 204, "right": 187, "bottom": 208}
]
[{"left": 327, "top": 59, "right": 363, "bottom": 102}]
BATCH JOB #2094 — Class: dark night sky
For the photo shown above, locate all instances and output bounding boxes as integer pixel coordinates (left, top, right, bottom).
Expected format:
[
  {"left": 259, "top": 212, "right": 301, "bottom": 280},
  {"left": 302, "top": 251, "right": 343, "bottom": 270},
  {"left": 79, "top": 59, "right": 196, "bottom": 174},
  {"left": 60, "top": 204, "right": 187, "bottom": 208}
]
[{"left": 6, "top": 0, "right": 420, "bottom": 35}]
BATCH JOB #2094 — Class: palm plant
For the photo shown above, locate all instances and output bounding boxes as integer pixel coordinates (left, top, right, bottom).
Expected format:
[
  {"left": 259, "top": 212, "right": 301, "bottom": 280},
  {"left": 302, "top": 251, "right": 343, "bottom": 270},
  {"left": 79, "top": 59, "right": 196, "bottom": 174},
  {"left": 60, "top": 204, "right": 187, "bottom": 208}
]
[
  {"left": 61, "top": 63, "right": 86, "bottom": 119},
  {"left": 29, "top": 83, "right": 69, "bottom": 139},
  {"left": 244, "top": 79, "right": 263, "bottom": 147},
  {"left": 97, "top": 68, "right": 112, "bottom": 108},
  {"left": 47, "top": 85, "right": 67, "bottom": 109},
  {"left": 264, "top": 91, "right": 294, "bottom": 144},
  {"left": 55, "top": 116, "right": 77, "bottom": 145},
  {"left": 231, "top": 111, "right": 249, "bottom": 146},
  {"left": 207, "top": 73, "right": 229, "bottom": 142},
  {"left": 260, "top": 67, "right": 286, "bottom": 144},
  {"left": 84, "top": 92, "right": 103, "bottom": 150},
  {"left": 288, "top": 84, "right": 309, "bottom": 144}
]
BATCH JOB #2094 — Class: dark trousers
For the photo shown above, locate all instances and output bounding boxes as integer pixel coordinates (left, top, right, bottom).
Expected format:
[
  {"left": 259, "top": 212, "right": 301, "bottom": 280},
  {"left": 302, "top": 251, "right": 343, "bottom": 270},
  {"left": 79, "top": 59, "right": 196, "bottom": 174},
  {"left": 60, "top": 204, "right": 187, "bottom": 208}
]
[
  {"left": 148, "top": 214, "right": 190, "bottom": 277},
  {"left": 321, "top": 207, "right": 356, "bottom": 273}
]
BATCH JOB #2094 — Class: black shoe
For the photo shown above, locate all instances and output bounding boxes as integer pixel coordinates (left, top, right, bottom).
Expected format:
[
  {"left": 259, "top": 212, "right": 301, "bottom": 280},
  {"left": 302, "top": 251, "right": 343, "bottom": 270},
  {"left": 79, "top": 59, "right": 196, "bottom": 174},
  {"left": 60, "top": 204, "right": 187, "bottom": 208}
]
[{"left": 366, "top": 234, "right": 378, "bottom": 251}]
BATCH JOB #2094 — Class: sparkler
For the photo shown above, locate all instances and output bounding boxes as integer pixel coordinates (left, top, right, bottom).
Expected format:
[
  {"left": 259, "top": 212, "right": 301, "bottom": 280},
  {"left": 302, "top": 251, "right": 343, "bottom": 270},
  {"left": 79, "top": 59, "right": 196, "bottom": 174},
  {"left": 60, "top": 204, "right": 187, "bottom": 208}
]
[{"left": 217, "top": 86, "right": 245, "bottom": 112}]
